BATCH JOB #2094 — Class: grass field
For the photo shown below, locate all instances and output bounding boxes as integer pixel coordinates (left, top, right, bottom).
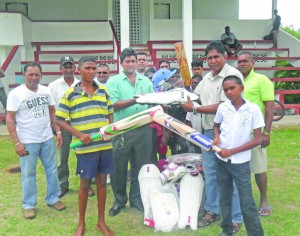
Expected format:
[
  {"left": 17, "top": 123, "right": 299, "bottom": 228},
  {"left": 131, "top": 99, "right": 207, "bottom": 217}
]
[{"left": 0, "top": 127, "right": 299, "bottom": 236}]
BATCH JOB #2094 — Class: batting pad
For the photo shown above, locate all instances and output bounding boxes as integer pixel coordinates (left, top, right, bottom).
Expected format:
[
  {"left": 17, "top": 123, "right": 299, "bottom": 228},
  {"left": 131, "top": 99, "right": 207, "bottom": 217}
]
[
  {"left": 149, "top": 183, "right": 180, "bottom": 232},
  {"left": 178, "top": 173, "right": 204, "bottom": 230},
  {"left": 138, "top": 164, "right": 162, "bottom": 221}
]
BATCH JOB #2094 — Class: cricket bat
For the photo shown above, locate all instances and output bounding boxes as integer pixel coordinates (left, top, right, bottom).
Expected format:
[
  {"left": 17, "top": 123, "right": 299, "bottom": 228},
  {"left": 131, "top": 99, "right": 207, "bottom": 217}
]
[
  {"left": 151, "top": 110, "right": 221, "bottom": 152},
  {"left": 70, "top": 105, "right": 163, "bottom": 149},
  {"left": 174, "top": 42, "right": 192, "bottom": 88}
]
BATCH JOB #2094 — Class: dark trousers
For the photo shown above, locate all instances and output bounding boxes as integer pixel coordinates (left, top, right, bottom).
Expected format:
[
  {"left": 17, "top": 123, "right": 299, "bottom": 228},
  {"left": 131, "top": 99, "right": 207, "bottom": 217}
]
[
  {"left": 217, "top": 159, "right": 264, "bottom": 236},
  {"left": 111, "top": 125, "right": 153, "bottom": 207}
]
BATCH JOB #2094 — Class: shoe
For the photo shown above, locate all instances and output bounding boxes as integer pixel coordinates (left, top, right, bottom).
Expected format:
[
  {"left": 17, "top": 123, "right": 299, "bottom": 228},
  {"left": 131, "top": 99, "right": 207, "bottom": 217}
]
[
  {"left": 233, "top": 222, "right": 242, "bottom": 233},
  {"left": 24, "top": 208, "right": 36, "bottom": 219},
  {"left": 109, "top": 204, "right": 125, "bottom": 217},
  {"left": 198, "top": 211, "right": 220, "bottom": 228},
  {"left": 59, "top": 187, "right": 69, "bottom": 198},
  {"left": 259, "top": 205, "right": 272, "bottom": 217},
  {"left": 47, "top": 201, "right": 66, "bottom": 211},
  {"left": 88, "top": 188, "right": 95, "bottom": 197}
]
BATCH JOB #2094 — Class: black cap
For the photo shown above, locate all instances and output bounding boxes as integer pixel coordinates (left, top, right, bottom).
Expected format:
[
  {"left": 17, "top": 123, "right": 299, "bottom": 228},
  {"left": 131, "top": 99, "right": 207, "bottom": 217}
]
[{"left": 60, "top": 56, "right": 75, "bottom": 66}]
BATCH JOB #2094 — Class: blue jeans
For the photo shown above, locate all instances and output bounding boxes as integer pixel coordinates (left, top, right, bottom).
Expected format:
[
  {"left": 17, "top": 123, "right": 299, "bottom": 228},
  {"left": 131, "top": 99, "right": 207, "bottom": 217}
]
[
  {"left": 20, "top": 138, "right": 60, "bottom": 209},
  {"left": 217, "top": 159, "right": 264, "bottom": 236},
  {"left": 202, "top": 130, "right": 243, "bottom": 223}
]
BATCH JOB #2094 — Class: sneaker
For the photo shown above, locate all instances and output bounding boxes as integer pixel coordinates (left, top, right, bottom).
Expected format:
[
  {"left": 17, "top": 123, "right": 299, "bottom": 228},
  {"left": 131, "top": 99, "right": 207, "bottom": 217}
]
[
  {"left": 24, "top": 208, "right": 36, "bottom": 219},
  {"left": 47, "top": 201, "right": 66, "bottom": 211}
]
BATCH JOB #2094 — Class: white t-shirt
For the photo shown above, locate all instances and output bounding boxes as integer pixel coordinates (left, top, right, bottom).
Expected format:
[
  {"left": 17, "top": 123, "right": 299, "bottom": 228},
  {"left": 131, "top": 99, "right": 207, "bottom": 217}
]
[
  {"left": 7, "top": 84, "right": 55, "bottom": 143},
  {"left": 186, "top": 102, "right": 202, "bottom": 132},
  {"left": 214, "top": 99, "right": 265, "bottom": 164},
  {"left": 48, "top": 77, "right": 79, "bottom": 109},
  {"left": 93, "top": 78, "right": 106, "bottom": 86}
]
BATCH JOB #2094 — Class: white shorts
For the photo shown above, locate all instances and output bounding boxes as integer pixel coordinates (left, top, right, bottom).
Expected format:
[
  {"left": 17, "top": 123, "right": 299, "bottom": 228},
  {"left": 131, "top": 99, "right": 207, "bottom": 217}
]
[{"left": 250, "top": 146, "right": 267, "bottom": 174}]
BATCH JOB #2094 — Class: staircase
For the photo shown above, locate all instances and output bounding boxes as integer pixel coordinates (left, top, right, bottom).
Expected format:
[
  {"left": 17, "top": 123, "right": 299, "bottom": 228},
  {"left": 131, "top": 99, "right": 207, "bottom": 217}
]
[
  {"left": 13, "top": 41, "right": 119, "bottom": 87},
  {"left": 1, "top": 39, "right": 299, "bottom": 123}
]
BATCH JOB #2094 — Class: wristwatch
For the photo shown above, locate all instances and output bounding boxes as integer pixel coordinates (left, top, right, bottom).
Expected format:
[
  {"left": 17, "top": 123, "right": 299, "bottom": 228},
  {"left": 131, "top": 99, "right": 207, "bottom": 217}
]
[
  {"left": 262, "top": 131, "right": 270, "bottom": 136},
  {"left": 193, "top": 106, "right": 197, "bottom": 115}
]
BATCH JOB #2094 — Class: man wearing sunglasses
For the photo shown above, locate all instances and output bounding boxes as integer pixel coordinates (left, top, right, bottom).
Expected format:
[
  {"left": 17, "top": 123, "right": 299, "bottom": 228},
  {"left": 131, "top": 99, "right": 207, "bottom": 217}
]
[{"left": 95, "top": 63, "right": 111, "bottom": 85}]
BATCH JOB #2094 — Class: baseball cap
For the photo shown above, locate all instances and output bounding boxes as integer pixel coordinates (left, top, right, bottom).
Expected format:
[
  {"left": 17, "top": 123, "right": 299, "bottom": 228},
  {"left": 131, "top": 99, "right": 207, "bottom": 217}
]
[{"left": 60, "top": 56, "right": 75, "bottom": 66}]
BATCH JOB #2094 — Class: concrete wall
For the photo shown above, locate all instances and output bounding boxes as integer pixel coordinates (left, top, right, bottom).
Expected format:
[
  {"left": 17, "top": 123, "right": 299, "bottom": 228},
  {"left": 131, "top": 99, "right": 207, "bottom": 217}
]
[
  {"left": 0, "top": 13, "right": 24, "bottom": 45},
  {"left": 0, "top": 0, "right": 108, "bottom": 20},
  {"left": 31, "top": 22, "right": 112, "bottom": 42},
  {"left": 150, "top": 19, "right": 272, "bottom": 40},
  {"left": 193, "top": 0, "right": 239, "bottom": 19}
]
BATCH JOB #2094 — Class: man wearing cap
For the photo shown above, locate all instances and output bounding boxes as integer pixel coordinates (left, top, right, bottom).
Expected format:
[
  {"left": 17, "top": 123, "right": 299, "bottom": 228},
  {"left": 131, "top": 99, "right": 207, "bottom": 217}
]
[{"left": 48, "top": 56, "right": 80, "bottom": 198}]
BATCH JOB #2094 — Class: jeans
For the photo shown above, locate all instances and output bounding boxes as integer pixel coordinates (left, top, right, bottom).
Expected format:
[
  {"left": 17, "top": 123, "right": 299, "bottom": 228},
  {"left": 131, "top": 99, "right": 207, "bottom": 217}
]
[
  {"left": 202, "top": 130, "right": 243, "bottom": 223},
  {"left": 20, "top": 138, "right": 60, "bottom": 209},
  {"left": 217, "top": 159, "right": 264, "bottom": 236},
  {"left": 57, "top": 129, "right": 72, "bottom": 189}
]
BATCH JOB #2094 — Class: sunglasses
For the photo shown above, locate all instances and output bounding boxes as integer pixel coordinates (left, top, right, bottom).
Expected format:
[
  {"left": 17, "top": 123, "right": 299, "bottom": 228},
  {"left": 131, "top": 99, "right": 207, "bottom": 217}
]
[{"left": 97, "top": 72, "right": 108, "bottom": 74}]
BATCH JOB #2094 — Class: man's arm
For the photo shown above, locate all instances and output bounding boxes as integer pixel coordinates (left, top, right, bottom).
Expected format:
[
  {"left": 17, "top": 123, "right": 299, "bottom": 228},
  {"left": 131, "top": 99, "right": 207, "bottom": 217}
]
[
  {"left": 112, "top": 98, "right": 137, "bottom": 111},
  {"left": 262, "top": 101, "right": 274, "bottom": 148},
  {"left": 49, "top": 105, "right": 62, "bottom": 148},
  {"left": 182, "top": 96, "right": 221, "bottom": 114},
  {"left": 6, "top": 111, "right": 28, "bottom": 156},
  {"left": 55, "top": 118, "right": 93, "bottom": 145},
  {"left": 108, "top": 113, "right": 113, "bottom": 124}
]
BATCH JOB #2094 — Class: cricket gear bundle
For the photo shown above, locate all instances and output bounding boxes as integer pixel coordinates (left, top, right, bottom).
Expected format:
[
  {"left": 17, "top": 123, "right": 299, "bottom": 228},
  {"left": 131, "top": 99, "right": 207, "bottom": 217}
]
[{"left": 138, "top": 153, "right": 204, "bottom": 231}]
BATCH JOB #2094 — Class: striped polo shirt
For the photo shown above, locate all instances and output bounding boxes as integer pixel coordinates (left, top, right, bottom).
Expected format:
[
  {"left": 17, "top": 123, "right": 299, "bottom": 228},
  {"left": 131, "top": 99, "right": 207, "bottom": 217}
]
[{"left": 56, "top": 81, "right": 114, "bottom": 154}]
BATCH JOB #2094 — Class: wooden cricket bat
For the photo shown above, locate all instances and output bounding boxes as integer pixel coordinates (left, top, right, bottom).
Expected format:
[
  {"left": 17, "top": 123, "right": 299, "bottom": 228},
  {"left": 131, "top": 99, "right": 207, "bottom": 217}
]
[
  {"left": 70, "top": 105, "right": 163, "bottom": 149},
  {"left": 151, "top": 110, "right": 221, "bottom": 152},
  {"left": 174, "top": 42, "right": 192, "bottom": 88}
]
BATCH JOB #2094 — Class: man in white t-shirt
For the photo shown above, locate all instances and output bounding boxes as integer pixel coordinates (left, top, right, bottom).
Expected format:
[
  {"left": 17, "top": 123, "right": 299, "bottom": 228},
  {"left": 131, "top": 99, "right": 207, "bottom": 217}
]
[
  {"left": 48, "top": 56, "right": 80, "bottom": 198},
  {"left": 6, "top": 62, "right": 66, "bottom": 220}
]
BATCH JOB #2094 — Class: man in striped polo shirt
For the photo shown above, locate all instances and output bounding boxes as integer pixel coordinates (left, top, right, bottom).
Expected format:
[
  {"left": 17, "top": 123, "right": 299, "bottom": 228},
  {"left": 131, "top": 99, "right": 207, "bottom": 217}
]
[{"left": 56, "top": 56, "right": 114, "bottom": 236}]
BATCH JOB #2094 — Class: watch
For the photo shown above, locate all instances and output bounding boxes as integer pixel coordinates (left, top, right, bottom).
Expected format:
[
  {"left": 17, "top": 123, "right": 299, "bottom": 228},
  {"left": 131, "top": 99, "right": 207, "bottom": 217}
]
[
  {"left": 262, "top": 131, "right": 270, "bottom": 136},
  {"left": 193, "top": 106, "right": 197, "bottom": 115}
]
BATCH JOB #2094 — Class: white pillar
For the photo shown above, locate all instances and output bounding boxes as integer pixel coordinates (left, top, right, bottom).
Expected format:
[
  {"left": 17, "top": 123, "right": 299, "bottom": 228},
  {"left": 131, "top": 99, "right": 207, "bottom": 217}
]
[
  {"left": 182, "top": 0, "right": 193, "bottom": 71},
  {"left": 107, "top": 0, "right": 112, "bottom": 21},
  {"left": 120, "top": 0, "right": 130, "bottom": 50}
]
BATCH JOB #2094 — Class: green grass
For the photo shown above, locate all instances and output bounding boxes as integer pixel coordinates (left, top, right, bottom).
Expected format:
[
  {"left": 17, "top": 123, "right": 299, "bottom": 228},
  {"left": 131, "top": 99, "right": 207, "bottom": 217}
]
[{"left": 0, "top": 128, "right": 299, "bottom": 236}]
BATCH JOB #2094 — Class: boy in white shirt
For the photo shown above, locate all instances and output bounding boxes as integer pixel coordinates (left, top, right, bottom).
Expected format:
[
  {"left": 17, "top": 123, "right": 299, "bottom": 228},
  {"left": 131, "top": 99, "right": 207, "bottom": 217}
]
[{"left": 213, "top": 75, "right": 264, "bottom": 236}]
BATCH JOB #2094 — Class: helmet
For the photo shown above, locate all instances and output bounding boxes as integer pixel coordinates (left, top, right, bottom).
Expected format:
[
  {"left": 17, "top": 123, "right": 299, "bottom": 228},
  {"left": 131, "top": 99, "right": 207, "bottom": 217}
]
[{"left": 152, "top": 68, "right": 176, "bottom": 92}]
